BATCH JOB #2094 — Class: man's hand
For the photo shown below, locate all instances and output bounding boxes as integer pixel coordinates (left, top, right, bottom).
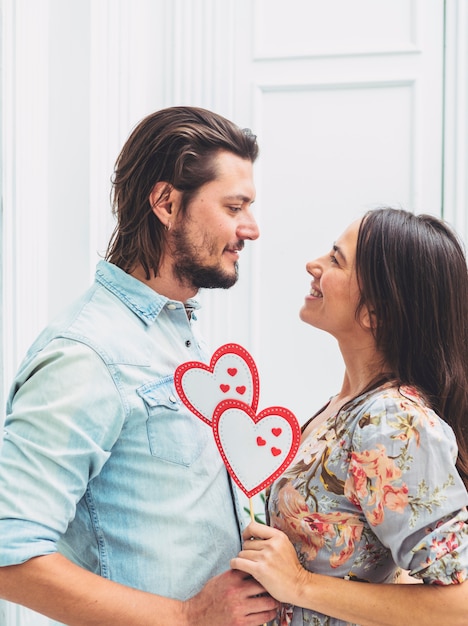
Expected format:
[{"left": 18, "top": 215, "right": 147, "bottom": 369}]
[{"left": 186, "top": 568, "right": 279, "bottom": 625}]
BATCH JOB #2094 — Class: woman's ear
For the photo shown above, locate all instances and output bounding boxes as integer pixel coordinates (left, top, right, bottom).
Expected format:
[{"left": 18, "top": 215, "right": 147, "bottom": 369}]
[
  {"left": 360, "top": 306, "right": 377, "bottom": 331},
  {"left": 149, "top": 182, "right": 177, "bottom": 228}
]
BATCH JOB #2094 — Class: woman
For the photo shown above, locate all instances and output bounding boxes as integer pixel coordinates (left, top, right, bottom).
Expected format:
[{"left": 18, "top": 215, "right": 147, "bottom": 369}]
[{"left": 231, "top": 208, "right": 468, "bottom": 625}]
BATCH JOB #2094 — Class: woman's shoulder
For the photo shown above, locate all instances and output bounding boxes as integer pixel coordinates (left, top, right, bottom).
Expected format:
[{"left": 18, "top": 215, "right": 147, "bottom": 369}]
[
  {"left": 353, "top": 382, "right": 439, "bottom": 423},
  {"left": 347, "top": 383, "right": 458, "bottom": 456}
]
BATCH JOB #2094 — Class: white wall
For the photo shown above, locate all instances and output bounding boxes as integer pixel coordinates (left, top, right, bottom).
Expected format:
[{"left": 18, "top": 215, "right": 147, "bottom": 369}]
[{"left": 1, "top": 1, "right": 468, "bottom": 624}]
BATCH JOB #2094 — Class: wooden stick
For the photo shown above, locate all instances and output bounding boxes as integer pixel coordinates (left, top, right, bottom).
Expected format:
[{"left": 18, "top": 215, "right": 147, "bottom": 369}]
[
  {"left": 249, "top": 497, "right": 255, "bottom": 522},
  {"left": 249, "top": 498, "right": 268, "bottom": 626}
]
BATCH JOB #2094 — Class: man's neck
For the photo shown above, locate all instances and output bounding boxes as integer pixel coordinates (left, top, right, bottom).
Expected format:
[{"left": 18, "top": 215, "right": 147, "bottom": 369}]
[{"left": 130, "top": 264, "right": 197, "bottom": 303}]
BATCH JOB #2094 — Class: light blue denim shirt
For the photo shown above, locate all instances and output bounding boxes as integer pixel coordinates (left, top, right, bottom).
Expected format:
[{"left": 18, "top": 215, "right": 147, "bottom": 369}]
[{"left": 0, "top": 260, "right": 242, "bottom": 601}]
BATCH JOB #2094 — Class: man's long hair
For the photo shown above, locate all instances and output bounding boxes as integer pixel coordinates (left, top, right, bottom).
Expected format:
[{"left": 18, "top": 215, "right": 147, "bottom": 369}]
[
  {"left": 355, "top": 207, "right": 468, "bottom": 489},
  {"left": 105, "top": 106, "right": 259, "bottom": 279}
]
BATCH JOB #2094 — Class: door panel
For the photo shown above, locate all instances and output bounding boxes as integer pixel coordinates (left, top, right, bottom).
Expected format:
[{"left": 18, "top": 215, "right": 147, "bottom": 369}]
[{"left": 223, "top": 0, "right": 445, "bottom": 423}]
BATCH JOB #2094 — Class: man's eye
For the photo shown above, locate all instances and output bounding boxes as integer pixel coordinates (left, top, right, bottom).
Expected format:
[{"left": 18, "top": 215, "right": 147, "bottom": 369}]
[
  {"left": 228, "top": 206, "right": 242, "bottom": 212},
  {"left": 330, "top": 255, "right": 338, "bottom": 264}
]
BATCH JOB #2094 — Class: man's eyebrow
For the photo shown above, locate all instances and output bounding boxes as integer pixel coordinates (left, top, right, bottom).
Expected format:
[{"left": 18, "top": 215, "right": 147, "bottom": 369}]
[
  {"left": 333, "top": 243, "right": 346, "bottom": 263},
  {"left": 223, "top": 194, "right": 255, "bottom": 204}
]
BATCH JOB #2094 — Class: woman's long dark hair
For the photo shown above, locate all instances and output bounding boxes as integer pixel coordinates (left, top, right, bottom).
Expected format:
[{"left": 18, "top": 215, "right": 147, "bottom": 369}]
[{"left": 355, "top": 208, "right": 468, "bottom": 489}]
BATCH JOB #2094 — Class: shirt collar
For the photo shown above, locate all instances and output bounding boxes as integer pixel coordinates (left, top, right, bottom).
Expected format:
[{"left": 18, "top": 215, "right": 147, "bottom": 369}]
[{"left": 95, "top": 260, "right": 201, "bottom": 326}]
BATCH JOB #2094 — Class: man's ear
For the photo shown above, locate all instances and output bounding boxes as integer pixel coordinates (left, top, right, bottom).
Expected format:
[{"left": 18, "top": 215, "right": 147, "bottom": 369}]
[{"left": 149, "top": 182, "right": 177, "bottom": 228}]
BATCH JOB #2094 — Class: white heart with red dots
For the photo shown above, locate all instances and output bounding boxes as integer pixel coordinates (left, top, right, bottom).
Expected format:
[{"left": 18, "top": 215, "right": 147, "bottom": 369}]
[
  {"left": 174, "top": 344, "right": 259, "bottom": 425},
  {"left": 212, "top": 400, "right": 301, "bottom": 497}
]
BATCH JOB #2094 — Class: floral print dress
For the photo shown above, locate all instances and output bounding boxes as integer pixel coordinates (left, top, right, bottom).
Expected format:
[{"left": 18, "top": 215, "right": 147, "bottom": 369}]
[{"left": 267, "top": 384, "right": 468, "bottom": 626}]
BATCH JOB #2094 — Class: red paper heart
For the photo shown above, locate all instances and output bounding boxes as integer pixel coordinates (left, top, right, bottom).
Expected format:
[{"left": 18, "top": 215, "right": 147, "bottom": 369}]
[
  {"left": 212, "top": 400, "right": 301, "bottom": 498},
  {"left": 174, "top": 344, "right": 259, "bottom": 425},
  {"left": 220, "top": 384, "right": 230, "bottom": 393},
  {"left": 272, "top": 428, "right": 282, "bottom": 437},
  {"left": 256, "top": 436, "right": 266, "bottom": 446}
]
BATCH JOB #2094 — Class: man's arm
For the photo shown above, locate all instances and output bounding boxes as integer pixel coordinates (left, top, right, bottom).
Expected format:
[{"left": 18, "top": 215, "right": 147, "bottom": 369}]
[{"left": 0, "top": 553, "right": 278, "bottom": 626}]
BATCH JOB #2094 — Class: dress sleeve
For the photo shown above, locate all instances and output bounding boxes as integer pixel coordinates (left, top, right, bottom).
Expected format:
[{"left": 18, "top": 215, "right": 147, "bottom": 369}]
[
  {"left": 347, "top": 388, "right": 468, "bottom": 584},
  {"left": 0, "top": 338, "right": 126, "bottom": 566}
]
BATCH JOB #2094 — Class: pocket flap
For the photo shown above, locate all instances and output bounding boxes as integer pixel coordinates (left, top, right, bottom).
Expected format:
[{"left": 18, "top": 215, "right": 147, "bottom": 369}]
[{"left": 137, "top": 377, "right": 181, "bottom": 411}]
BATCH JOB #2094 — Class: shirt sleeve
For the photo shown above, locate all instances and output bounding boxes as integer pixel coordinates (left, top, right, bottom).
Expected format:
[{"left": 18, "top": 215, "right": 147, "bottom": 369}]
[
  {"left": 347, "top": 388, "right": 468, "bottom": 585},
  {"left": 0, "top": 338, "right": 126, "bottom": 566}
]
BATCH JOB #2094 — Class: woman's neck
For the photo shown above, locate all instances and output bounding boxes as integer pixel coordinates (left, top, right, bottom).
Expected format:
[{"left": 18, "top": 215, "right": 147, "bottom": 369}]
[{"left": 337, "top": 340, "right": 390, "bottom": 403}]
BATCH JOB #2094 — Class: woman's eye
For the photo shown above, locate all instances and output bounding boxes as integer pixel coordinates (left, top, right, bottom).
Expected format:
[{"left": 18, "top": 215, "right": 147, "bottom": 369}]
[
  {"left": 228, "top": 206, "right": 242, "bottom": 213},
  {"left": 330, "top": 255, "right": 338, "bottom": 264}
]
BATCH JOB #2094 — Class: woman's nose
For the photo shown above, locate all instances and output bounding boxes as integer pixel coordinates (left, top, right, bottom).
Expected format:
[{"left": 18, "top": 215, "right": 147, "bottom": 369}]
[{"left": 306, "top": 257, "right": 322, "bottom": 276}]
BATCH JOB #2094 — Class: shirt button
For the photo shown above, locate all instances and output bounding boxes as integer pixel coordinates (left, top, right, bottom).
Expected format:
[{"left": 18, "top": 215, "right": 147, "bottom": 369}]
[
  {"left": 169, "top": 395, "right": 177, "bottom": 404},
  {"left": 167, "top": 304, "right": 177, "bottom": 310},
  {"left": 185, "top": 340, "right": 191, "bottom": 348}
]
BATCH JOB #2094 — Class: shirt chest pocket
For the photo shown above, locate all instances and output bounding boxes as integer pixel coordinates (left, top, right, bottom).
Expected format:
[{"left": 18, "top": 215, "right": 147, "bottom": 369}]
[{"left": 137, "top": 377, "right": 210, "bottom": 467}]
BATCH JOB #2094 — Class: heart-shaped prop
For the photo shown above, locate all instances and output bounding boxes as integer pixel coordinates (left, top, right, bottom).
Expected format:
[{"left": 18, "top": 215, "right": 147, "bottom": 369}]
[
  {"left": 174, "top": 343, "right": 259, "bottom": 425},
  {"left": 212, "top": 399, "right": 301, "bottom": 498}
]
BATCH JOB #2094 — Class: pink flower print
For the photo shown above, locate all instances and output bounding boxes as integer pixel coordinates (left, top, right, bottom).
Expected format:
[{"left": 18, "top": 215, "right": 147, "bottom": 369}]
[
  {"left": 368, "top": 501, "right": 385, "bottom": 526},
  {"left": 271, "top": 484, "right": 327, "bottom": 557},
  {"left": 399, "top": 385, "right": 421, "bottom": 403},
  {"left": 453, "top": 571, "right": 466, "bottom": 584},
  {"left": 429, "top": 533, "right": 459, "bottom": 559},
  {"left": 382, "top": 483, "right": 409, "bottom": 513},
  {"left": 330, "top": 521, "right": 364, "bottom": 568},
  {"left": 304, "top": 514, "right": 336, "bottom": 540},
  {"left": 276, "top": 482, "right": 310, "bottom": 519},
  {"left": 345, "top": 445, "right": 408, "bottom": 526},
  {"left": 304, "top": 511, "right": 363, "bottom": 566},
  {"left": 272, "top": 514, "right": 326, "bottom": 562},
  {"left": 350, "top": 445, "right": 402, "bottom": 486},
  {"left": 345, "top": 462, "right": 368, "bottom": 503}
]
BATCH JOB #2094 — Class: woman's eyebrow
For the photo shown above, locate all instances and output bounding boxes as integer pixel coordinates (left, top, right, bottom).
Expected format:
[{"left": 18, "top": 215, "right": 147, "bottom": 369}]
[{"left": 333, "top": 243, "right": 347, "bottom": 263}]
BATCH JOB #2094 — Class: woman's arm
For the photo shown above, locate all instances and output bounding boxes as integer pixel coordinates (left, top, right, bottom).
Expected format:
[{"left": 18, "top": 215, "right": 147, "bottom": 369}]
[{"left": 231, "top": 521, "right": 468, "bottom": 626}]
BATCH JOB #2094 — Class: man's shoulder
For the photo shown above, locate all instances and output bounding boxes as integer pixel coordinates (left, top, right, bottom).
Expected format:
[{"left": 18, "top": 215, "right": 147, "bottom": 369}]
[{"left": 24, "top": 278, "right": 152, "bottom": 369}]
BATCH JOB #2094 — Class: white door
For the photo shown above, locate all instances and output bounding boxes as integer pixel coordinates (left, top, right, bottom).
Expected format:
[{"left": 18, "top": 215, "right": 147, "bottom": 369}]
[{"left": 202, "top": 0, "right": 445, "bottom": 426}]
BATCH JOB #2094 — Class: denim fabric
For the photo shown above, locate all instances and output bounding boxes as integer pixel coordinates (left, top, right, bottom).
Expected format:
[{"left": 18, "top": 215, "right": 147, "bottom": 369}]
[{"left": 0, "top": 261, "right": 242, "bottom": 601}]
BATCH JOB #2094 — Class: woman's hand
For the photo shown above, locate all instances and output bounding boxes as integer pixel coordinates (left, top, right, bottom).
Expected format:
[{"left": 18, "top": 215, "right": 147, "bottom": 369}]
[
  {"left": 230, "top": 521, "right": 312, "bottom": 605},
  {"left": 231, "top": 522, "right": 468, "bottom": 626}
]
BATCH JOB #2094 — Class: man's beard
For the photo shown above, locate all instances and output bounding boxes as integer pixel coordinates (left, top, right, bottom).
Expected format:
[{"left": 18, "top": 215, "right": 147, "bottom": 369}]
[{"left": 171, "top": 224, "right": 239, "bottom": 290}]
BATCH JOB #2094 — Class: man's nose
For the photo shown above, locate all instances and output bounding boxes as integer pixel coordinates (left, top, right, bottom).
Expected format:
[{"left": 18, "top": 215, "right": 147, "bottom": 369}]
[{"left": 237, "top": 213, "right": 260, "bottom": 241}]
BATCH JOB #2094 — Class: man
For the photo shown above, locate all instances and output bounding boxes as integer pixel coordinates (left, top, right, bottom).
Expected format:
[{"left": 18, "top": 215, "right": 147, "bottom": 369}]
[{"left": 0, "top": 106, "right": 278, "bottom": 625}]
